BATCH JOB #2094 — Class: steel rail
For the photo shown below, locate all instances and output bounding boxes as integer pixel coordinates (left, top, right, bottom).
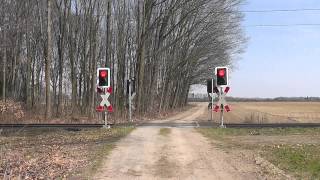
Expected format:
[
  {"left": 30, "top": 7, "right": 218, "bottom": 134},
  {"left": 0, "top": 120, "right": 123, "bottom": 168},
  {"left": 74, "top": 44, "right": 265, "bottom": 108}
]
[
  {"left": 138, "top": 122, "right": 320, "bottom": 128},
  {"left": 1, "top": 122, "right": 320, "bottom": 129},
  {"left": 0, "top": 124, "right": 105, "bottom": 128},
  {"left": 224, "top": 123, "right": 320, "bottom": 128}
]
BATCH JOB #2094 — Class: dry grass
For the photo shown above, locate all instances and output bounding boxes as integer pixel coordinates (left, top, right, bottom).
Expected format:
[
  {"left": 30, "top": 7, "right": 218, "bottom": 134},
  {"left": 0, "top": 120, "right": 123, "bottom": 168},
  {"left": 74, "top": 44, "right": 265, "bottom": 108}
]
[
  {"left": 197, "top": 127, "right": 320, "bottom": 179},
  {"left": 215, "top": 102, "right": 320, "bottom": 124},
  {"left": 0, "top": 127, "right": 134, "bottom": 179}
]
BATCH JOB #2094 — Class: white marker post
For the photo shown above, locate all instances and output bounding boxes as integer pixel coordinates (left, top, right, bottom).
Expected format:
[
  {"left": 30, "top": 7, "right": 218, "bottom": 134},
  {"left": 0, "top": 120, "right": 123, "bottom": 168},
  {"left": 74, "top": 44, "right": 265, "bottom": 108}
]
[
  {"left": 129, "top": 80, "right": 132, "bottom": 122},
  {"left": 219, "top": 87, "right": 225, "bottom": 128},
  {"left": 128, "top": 79, "right": 136, "bottom": 122},
  {"left": 211, "top": 79, "right": 214, "bottom": 121},
  {"left": 99, "top": 89, "right": 112, "bottom": 128}
]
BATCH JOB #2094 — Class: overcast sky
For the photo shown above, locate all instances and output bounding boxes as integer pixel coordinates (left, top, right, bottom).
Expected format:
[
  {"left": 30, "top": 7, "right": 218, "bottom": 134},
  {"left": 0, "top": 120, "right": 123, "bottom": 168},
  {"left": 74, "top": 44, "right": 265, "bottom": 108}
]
[{"left": 191, "top": 0, "right": 320, "bottom": 98}]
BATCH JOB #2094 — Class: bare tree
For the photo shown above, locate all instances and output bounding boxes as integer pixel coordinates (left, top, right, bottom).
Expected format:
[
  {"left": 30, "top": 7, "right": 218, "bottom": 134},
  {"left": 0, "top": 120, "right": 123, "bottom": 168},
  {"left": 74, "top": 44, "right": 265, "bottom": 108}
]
[
  {"left": 46, "top": 0, "right": 52, "bottom": 119},
  {"left": 0, "top": 0, "right": 245, "bottom": 122},
  {"left": 1, "top": 47, "right": 6, "bottom": 102}
]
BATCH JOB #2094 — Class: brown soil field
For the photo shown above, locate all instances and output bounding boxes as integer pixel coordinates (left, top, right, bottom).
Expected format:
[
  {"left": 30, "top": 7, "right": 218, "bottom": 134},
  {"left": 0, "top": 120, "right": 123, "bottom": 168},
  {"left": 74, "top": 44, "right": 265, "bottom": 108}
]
[{"left": 199, "top": 102, "right": 320, "bottom": 124}]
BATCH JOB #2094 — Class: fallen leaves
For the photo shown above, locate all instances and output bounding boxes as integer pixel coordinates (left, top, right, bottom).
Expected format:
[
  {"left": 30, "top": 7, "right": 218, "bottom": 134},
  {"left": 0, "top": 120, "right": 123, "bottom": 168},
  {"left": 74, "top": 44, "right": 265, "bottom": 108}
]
[
  {"left": 0, "top": 100, "right": 25, "bottom": 120},
  {"left": 0, "top": 128, "right": 130, "bottom": 179}
]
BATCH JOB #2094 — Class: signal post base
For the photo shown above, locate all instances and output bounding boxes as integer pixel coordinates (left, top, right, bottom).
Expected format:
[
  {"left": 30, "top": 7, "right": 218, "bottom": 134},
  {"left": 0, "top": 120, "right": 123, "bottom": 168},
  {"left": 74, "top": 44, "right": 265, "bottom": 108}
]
[
  {"left": 103, "top": 124, "right": 111, "bottom": 129},
  {"left": 219, "top": 124, "right": 226, "bottom": 128}
]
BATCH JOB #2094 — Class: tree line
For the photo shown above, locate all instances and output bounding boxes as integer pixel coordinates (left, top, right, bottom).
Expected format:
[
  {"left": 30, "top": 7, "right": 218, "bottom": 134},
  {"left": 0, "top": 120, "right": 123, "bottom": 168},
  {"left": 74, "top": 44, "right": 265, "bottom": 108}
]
[{"left": 0, "top": 0, "right": 245, "bottom": 120}]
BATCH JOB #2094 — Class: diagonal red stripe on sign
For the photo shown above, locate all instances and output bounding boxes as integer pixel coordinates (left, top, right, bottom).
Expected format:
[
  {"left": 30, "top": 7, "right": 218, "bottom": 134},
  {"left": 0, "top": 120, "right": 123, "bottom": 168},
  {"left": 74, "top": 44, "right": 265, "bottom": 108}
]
[
  {"left": 96, "top": 106, "right": 104, "bottom": 112},
  {"left": 107, "top": 87, "right": 113, "bottom": 94},
  {"left": 224, "top": 87, "right": 230, "bottom": 94},
  {"left": 107, "top": 105, "right": 113, "bottom": 112},
  {"left": 214, "top": 105, "right": 220, "bottom": 112},
  {"left": 225, "top": 105, "right": 231, "bottom": 112}
]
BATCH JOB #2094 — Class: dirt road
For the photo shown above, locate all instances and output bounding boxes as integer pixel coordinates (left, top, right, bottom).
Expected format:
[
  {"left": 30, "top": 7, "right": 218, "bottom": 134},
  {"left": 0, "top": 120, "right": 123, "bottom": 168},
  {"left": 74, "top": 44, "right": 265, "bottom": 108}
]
[{"left": 94, "top": 103, "right": 268, "bottom": 179}]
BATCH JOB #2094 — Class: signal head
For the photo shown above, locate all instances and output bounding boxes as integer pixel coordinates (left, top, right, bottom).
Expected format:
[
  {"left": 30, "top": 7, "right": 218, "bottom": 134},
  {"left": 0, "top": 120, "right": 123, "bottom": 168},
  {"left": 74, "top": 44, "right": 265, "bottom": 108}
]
[
  {"left": 97, "top": 68, "right": 111, "bottom": 88},
  {"left": 218, "top": 69, "right": 225, "bottom": 77},
  {"left": 215, "top": 67, "right": 229, "bottom": 86}
]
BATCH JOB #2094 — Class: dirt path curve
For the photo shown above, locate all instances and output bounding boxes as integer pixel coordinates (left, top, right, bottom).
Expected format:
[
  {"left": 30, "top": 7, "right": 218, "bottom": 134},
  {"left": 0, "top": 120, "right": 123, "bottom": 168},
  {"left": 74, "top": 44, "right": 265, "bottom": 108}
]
[{"left": 94, "top": 103, "right": 265, "bottom": 180}]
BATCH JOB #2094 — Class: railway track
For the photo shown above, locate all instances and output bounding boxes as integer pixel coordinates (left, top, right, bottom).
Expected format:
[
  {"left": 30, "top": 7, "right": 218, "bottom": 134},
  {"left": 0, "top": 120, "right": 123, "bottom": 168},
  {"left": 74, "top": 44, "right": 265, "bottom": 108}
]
[
  {"left": 138, "top": 122, "right": 320, "bottom": 128},
  {"left": 0, "top": 124, "right": 105, "bottom": 129},
  {"left": 1, "top": 122, "right": 320, "bottom": 129},
  {"left": 224, "top": 123, "right": 320, "bottom": 128}
]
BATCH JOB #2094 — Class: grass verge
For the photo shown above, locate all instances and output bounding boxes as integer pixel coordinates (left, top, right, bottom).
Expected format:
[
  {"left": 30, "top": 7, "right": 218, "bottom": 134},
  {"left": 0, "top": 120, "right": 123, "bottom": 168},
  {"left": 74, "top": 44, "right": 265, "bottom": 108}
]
[
  {"left": 197, "top": 127, "right": 320, "bottom": 138},
  {"left": 0, "top": 127, "right": 134, "bottom": 179},
  {"left": 263, "top": 144, "right": 320, "bottom": 179},
  {"left": 197, "top": 127, "right": 320, "bottom": 179},
  {"left": 159, "top": 128, "right": 171, "bottom": 136}
]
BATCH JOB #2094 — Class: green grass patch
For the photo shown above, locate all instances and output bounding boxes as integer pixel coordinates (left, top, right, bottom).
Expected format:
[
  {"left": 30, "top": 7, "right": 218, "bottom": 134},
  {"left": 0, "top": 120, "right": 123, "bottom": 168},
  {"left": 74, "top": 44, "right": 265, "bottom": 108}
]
[
  {"left": 197, "top": 127, "right": 320, "bottom": 179},
  {"left": 159, "top": 128, "right": 171, "bottom": 136},
  {"left": 197, "top": 127, "right": 320, "bottom": 139},
  {"left": 264, "top": 144, "right": 320, "bottom": 179}
]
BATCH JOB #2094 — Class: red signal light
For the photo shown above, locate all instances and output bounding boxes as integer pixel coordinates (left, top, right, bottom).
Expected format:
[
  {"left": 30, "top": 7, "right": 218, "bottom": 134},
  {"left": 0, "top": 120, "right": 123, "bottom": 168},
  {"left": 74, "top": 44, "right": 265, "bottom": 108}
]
[
  {"left": 218, "top": 69, "right": 225, "bottom": 77},
  {"left": 97, "top": 68, "right": 110, "bottom": 88},
  {"left": 100, "top": 70, "right": 107, "bottom": 78}
]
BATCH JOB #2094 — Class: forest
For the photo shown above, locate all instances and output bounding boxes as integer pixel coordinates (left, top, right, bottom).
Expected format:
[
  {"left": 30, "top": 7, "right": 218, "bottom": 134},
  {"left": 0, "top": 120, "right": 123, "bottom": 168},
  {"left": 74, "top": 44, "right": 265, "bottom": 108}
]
[{"left": 0, "top": 0, "right": 245, "bottom": 122}]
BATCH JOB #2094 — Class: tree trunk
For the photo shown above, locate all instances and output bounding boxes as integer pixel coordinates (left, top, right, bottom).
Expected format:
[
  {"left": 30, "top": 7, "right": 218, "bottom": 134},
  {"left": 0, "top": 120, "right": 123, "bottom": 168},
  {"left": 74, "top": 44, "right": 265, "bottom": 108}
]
[
  {"left": 26, "top": 13, "right": 32, "bottom": 108},
  {"left": 2, "top": 48, "right": 6, "bottom": 102},
  {"left": 136, "top": 1, "right": 149, "bottom": 114},
  {"left": 46, "top": 0, "right": 52, "bottom": 119},
  {"left": 105, "top": 0, "right": 111, "bottom": 67}
]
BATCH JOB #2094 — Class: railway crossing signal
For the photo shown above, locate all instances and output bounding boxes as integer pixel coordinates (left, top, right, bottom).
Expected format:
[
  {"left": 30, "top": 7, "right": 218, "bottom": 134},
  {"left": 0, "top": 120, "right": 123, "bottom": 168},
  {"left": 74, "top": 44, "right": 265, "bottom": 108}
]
[
  {"left": 207, "top": 79, "right": 219, "bottom": 121},
  {"left": 96, "top": 68, "right": 113, "bottom": 128},
  {"left": 207, "top": 79, "right": 215, "bottom": 93},
  {"left": 208, "top": 66, "right": 231, "bottom": 127},
  {"left": 97, "top": 68, "right": 110, "bottom": 88},
  {"left": 215, "top": 67, "right": 229, "bottom": 86}
]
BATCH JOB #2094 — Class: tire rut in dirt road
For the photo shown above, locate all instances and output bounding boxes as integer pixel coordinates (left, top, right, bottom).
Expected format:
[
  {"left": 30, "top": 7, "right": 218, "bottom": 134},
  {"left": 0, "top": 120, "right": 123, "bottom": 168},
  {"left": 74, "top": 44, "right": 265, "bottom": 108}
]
[{"left": 93, "top": 103, "right": 272, "bottom": 179}]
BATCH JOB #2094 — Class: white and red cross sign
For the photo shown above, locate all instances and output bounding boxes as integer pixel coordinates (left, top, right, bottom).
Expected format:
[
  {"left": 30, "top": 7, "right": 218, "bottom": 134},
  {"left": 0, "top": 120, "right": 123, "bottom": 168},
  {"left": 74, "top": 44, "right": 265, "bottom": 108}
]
[
  {"left": 96, "top": 87, "right": 113, "bottom": 112},
  {"left": 213, "top": 87, "right": 231, "bottom": 112}
]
